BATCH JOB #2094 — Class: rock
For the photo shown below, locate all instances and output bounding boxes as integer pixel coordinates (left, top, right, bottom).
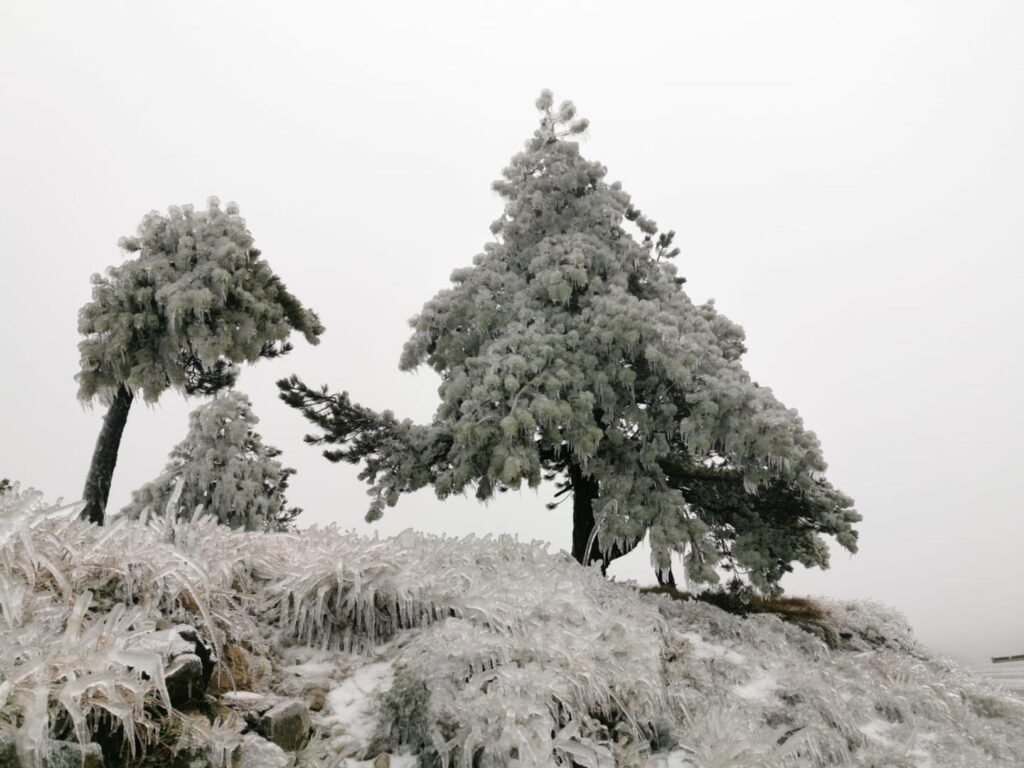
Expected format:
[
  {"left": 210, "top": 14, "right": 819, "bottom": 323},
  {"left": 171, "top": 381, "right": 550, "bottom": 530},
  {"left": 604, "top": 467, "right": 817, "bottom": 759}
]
[
  {"left": 306, "top": 686, "right": 327, "bottom": 712},
  {"left": 165, "top": 653, "right": 206, "bottom": 706},
  {"left": 220, "top": 690, "right": 276, "bottom": 712},
  {"left": 0, "top": 730, "right": 104, "bottom": 768},
  {"left": 233, "top": 733, "right": 289, "bottom": 768},
  {"left": 129, "top": 623, "right": 215, "bottom": 701},
  {"left": 0, "top": 726, "right": 15, "bottom": 766},
  {"left": 219, "top": 691, "right": 278, "bottom": 728},
  {"left": 39, "top": 740, "right": 104, "bottom": 768},
  {"left": 257, "top": 698, "right": 310, "bottom": 751},
  {"left": 176, "top": 626, "right": 216, "bottom": 683},
  {"left": 373, "top": 754, "right": 391, "bottom": 768},
  {"left": 130, "top": 625, "right": 196, "bottom": 658},
  {"left": 211, "top": 643, "right": 271, "bottom": 692},
  {"left": 166, "top": 713, "right": 220, "bottom": 766}
]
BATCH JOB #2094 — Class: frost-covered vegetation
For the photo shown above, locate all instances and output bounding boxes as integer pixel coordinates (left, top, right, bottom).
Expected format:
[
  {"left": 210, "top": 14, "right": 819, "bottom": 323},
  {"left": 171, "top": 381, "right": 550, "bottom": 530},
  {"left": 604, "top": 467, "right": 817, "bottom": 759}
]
[
  {"left": 4, "top": 90, "right": 1008, "bottom": 768},
  {"left": 76, "top": 197, "right": 323, "bottom": 524},
  {"left": 280, "top": 91, "right": 858, "bottom": 590},
  {"left": 3, "top": 486, "right": 1022, "bottom": 767}
]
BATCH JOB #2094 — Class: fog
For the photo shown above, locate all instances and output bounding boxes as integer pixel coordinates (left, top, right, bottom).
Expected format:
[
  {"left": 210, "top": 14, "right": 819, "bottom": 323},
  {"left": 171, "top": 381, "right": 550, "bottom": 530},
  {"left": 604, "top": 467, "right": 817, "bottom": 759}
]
[{"left": 2, "top": 1, "right": 1022, "bottom": 664}]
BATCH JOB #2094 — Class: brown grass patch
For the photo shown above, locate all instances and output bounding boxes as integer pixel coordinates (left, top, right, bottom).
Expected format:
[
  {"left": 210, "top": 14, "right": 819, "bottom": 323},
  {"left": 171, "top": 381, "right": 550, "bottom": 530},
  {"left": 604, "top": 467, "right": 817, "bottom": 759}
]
[{"left": 640, "top": 585, "right": 826, "bottom": 623}]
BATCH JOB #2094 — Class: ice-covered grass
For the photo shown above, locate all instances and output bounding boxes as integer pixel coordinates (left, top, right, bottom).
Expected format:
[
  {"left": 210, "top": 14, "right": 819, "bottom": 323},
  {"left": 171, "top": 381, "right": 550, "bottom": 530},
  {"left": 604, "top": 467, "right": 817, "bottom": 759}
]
[{"left": 3, "top": 485, "right": 1024, "bottom": 766}]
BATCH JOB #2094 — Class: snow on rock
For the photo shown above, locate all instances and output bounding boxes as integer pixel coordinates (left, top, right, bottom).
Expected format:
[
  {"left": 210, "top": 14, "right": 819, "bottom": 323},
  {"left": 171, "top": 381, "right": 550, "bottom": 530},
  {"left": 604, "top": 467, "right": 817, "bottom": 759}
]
[
  {"left": 236, "top": 733, "right": 290, "bottom": 768},
  {"left": 857, "top": 718, "right": 895, "bottom": 747},
  {"left": 332, "top": 754, "right": 418, "bottom": 768},
  {"left": 732, "top": 670, "right": 778, "bottom": 702},
  {"left": 222, "top": 690, "right": 269, "bottom": 705},
  {"left": 325, "top": 661, "right": 395, "bottom": 754},
  {"left": 678, "top": 631, "right": 746, "bottom": 664},
  {"left": 127, "top": 624, "right": 199, "bottom": 659}
]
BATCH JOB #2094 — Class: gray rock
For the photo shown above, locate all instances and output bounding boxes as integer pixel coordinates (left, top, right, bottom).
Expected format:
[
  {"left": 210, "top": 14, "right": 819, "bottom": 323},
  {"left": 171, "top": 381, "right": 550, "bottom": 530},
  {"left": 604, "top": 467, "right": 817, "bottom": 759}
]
[
  {"left": 165, "top": 652, "right": 206, "bottom": 706},
  {"left": 0, "top": 728, "right": 105, "bottom": 768},
  {"left": 299, "top": 685, "right": 327, "bottom": 713},
  {"left": 129, "top": 623, "right": 214, "bottom": 703},
  {"left": 257, "top": 698, "right": 310, "bottom": 751},
  {"left": 0, "top": 725, "right": 15, "bottom": 766},
  {"left": 39, "top": 739, "right": 104, "bottom": 768},
  {"left": 233, "top": 733, "right": 289, "bottom": 768},
  {"left": 176, "top": 626, "right": 216, "bottom": 684},
  {"left": 0, "top": 724, "right": 105, "bottom": 765},
  {"left": 219, "top": 690, "right": 278, "bottom": 728}
]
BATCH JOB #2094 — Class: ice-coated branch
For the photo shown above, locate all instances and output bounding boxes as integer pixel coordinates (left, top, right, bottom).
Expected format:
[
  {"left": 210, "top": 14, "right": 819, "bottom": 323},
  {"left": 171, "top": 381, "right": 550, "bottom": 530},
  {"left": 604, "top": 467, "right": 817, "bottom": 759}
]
[{"left": 277, "top": 375, "right": 454, "bottom": 521}]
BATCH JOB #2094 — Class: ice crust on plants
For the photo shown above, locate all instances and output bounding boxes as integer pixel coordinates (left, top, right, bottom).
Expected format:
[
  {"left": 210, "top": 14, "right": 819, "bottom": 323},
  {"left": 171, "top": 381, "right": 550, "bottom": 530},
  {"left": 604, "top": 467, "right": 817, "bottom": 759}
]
[{"left": 1, "top": 488, "right": 1022, "bottom": 766}]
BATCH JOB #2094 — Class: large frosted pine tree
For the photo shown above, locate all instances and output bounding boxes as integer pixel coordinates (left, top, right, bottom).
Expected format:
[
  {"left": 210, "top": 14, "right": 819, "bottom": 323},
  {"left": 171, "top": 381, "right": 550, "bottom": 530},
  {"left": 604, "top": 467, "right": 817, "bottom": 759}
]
[
  {"left": 77, "top": 198, "right": 323, "bottom": 524},
  {"left": 121, "top": 390, "right": 300, "bottom": 531},
  {"left": 280, "top": 92, "right": 859, "bottom": 590}
]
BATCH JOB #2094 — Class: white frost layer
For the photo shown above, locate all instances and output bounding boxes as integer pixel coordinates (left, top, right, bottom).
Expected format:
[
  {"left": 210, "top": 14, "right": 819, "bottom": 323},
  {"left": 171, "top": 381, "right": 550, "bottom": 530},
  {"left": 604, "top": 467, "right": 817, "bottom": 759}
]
[
  {"left": 679, "top": 631, "right": 746, "bottom": 664},
  {"left": 326, "top": 661, "right": 395, "bottom": 751},
  {"left": 733, "top": 670, "right": 777, "bottom": 701},
  {"left": 337, "top": 756, "right": 417, "bottom": 768},
  {"left": 3, "top": 492, "right": 1024, "bottom": 768},
  {"left": 857, "top": 718, "right": 894, "bottom": 746}
]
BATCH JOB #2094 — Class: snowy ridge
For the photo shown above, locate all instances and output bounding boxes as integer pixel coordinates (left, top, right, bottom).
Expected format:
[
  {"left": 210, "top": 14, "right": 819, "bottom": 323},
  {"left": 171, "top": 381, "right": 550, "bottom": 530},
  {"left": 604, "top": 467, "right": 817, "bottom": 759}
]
[
  {"left": 974, "top": 660, "right": 1024, "bottom": 698},
  {"left": 2, "top": 487, "right": 1023, "bottom": 766}
]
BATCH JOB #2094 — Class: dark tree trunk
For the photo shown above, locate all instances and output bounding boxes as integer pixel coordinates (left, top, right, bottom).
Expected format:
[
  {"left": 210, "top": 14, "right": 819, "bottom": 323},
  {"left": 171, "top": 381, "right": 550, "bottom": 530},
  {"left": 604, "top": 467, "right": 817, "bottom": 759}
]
[
  {"left": 569, "top": 462, "right": 601, "bottom": 565},
  {"left": 568, "top": 460, "right": 638, "bottom": 572},
  {"left": 656, "top": 565, "right": 677, "bottom": 587},
  {"left": 80, "top": 384, "right": 134, "bottom": 524}
]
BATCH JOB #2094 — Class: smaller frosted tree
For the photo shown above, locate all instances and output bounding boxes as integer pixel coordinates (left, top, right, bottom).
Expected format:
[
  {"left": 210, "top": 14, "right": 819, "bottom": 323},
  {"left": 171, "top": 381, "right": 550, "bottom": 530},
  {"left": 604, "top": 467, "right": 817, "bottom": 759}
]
[{"left": 121, "top": 390, "right": 300, "bottom": 531}]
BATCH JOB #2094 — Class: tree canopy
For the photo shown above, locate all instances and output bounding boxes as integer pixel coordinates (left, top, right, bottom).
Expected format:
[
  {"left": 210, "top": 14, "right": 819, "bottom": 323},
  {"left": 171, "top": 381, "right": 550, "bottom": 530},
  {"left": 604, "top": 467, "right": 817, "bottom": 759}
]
[
  {"left": 77, "top": 197, "right": 323, "bottom": 406},
  {"left": 122, "top": 390, "right": 301, "bottom": 531},
  {"left": 280, "top": 92, "right": 859, "bottom": 590}
]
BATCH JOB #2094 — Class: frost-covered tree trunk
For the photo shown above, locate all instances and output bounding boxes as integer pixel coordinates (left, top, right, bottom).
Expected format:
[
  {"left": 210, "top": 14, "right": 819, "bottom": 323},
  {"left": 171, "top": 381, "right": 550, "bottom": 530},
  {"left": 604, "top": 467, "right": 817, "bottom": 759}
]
[{"left": 80, "top": 384, "right": 133, "bottom": 524}]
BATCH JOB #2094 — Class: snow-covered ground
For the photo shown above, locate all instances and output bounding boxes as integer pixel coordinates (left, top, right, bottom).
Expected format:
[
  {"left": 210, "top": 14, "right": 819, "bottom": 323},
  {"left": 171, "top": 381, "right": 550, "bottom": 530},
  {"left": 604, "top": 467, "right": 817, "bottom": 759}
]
[{"left": 3, "top": 487, "right": 1024, "bottom": 767}]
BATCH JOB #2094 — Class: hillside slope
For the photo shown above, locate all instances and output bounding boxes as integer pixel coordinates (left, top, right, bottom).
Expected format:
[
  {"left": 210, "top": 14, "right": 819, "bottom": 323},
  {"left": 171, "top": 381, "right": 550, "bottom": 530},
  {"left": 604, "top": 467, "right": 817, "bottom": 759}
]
[{"left": 2, "top": 486, "right": 1022, "bottom": 767}]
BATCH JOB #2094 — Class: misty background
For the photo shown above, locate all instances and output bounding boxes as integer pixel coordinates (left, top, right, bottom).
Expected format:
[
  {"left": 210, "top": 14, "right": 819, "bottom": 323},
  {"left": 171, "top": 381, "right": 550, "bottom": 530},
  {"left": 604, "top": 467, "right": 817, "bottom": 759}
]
[{"left": 1, "top": 2, "right": 1022, "bottom": 664}]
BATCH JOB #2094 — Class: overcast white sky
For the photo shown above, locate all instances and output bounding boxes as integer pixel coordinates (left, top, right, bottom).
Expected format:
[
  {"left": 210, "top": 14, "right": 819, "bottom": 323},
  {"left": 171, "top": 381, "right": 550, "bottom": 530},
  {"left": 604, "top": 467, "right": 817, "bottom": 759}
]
[{"left": 2, "top": 1, "right": 1022, "bottom": 664}]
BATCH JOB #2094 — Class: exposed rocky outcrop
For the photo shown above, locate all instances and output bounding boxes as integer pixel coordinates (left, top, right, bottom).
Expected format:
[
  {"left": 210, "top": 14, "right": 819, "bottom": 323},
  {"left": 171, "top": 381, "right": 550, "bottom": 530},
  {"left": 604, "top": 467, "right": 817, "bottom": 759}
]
[{"left": 257, "top": 698, "right": 311, "bottom": 751}]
